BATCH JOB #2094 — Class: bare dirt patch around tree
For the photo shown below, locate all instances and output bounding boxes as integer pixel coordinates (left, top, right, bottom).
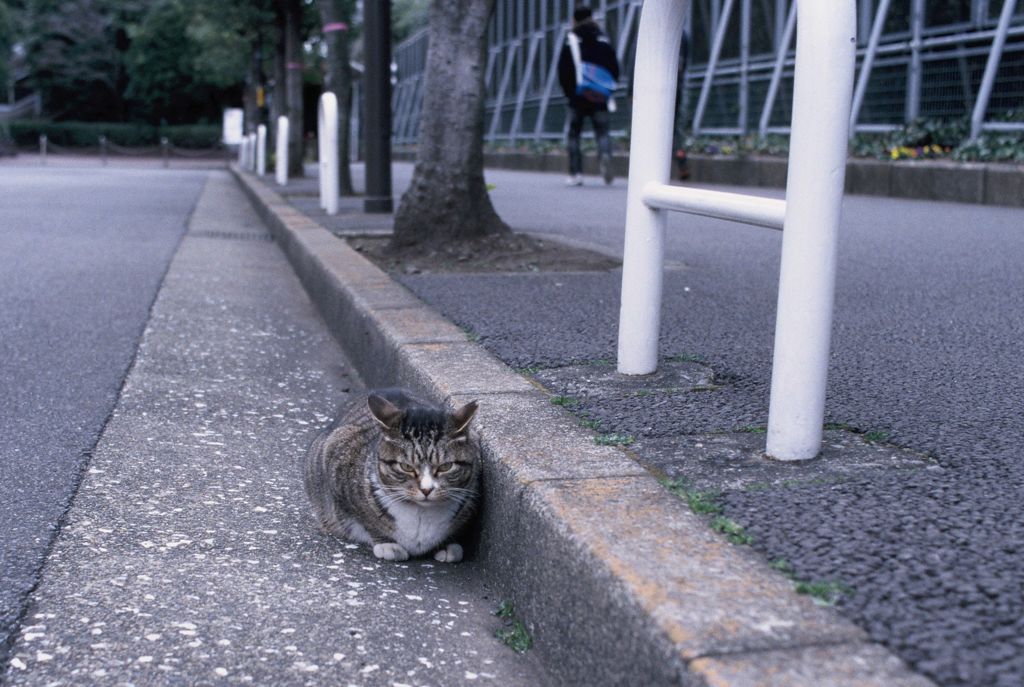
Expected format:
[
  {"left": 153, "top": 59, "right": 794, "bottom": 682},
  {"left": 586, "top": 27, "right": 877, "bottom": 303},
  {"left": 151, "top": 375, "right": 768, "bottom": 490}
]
[{"left": 348, "top": 233, "right": 620, "bottom": 275}]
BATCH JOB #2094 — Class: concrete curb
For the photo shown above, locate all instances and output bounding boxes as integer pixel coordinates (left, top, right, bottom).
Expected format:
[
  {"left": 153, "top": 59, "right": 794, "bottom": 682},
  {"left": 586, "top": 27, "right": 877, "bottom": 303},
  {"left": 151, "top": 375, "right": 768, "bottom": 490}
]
[
  {"left": 230, "top": 166, "right": 934, "bottom": 687},
  {"left": 394, "top": 149, "right": 1024, "bottom": 207}
]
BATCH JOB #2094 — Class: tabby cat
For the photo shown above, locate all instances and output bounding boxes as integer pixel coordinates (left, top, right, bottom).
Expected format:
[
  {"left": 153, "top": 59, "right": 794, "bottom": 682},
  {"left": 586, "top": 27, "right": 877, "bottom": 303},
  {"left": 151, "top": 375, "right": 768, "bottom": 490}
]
[{"left": 303, "top": 388, "right": 480, "bottom": 562}]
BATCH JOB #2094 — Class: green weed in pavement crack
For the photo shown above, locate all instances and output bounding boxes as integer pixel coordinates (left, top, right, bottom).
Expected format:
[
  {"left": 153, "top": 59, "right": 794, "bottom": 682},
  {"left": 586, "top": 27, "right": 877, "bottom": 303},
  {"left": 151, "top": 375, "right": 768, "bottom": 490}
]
[
  {"left": 494, "top": 601, "right": 532, "bottom": 653},
  {"left": 661, "top": 479, "right": 724, "bottom": 516},
  {"left": 594, "top": 433, "right": 634, "bottom": 447},
  {"left": 735, "top": 425, "right": 767, "bottom": 434},
  {"left": 661, "top": 478, "right": 754, "bottom": 545},
  {"left": 516, "top": 365, "right": 542, "bottom": 375},
  {"left": 768, "top": 558, "right": 853, "bottom": 606},
  {"left": 665, "top": 353, "right": 705, "bottom": 364},
  {"left": 794, "top": 580, "right": 854, "bottom": 606},
  {"left": 710, "top": 516, "right": 754, "bottom": 545},
  {"left": 863, "top": 430, "right": 890, "bottom": 444},
  {"left": 549, "top": 394, "right": 580, "bottom": 408}
]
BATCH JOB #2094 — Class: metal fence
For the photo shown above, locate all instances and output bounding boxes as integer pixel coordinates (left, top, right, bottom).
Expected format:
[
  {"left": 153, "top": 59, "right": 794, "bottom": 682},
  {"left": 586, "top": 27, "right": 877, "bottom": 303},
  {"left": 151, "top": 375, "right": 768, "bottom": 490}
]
[{"left": 391, "top": 0, "right": 1024, "bottom": 145}]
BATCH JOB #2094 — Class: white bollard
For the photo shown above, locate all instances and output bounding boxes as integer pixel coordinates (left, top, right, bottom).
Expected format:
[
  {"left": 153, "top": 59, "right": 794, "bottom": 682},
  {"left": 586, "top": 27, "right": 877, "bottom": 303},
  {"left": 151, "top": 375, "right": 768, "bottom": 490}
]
[
  {"left": 256, "top": 125, "right": 267, "bottom": 176},
  {"left": 765, "top": 0, "right": 856, "bottom": 461},
  {"left": 616, "top": 0, "right": 687, "bottom": 375},
  {"left": 238, "top": 135, "right": 246, "bottom": 166},
  {"left": 249, "top": 133, "right": 258, "bottom": 171},
  {"left": 318, "top": 92, "right": 339, "bottom": 215},
  {"left": 275, "top": 116, "right": 289, "bottom": 186}
]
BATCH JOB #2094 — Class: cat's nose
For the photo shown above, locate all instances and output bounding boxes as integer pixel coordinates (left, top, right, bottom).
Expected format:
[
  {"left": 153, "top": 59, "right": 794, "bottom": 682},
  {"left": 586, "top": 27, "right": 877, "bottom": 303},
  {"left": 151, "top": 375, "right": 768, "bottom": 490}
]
[{"left": 420, "top": 486, "right": 434, "bottom": 497}]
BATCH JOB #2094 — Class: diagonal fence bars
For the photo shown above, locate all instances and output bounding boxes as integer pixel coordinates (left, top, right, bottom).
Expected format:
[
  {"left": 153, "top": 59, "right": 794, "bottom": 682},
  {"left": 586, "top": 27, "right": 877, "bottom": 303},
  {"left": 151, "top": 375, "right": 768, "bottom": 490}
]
[{"left": 617, "top": 0, "right": 856, "bottom": 462}]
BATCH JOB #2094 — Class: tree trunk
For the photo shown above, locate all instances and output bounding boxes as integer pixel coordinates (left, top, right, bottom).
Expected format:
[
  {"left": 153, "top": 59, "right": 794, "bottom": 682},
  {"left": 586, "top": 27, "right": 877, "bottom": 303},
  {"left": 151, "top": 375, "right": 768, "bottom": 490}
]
[
  {"left": 270, "top": 3, "right": 286, "bottom": 148},
  {"left": 283, "top": 0, "right": 304, "bottom": 176},
  {"left": 318, "top": 0, "right": 354, "bottom": 195},
  {"left": 392, "top": 0, "right": 509, "bottom": 247},
  {"left": 243, "top": 43, "right": 261, "bottom": 134}
]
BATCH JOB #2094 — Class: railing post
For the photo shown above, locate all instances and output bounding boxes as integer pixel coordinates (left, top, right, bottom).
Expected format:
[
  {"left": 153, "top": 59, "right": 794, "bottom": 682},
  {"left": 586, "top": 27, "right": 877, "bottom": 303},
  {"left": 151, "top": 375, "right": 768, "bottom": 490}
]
[
  {"left": 318, "top": 92, "right": 339, "bottom": 215},
  {"left": 100, "top": 135, "right": 108, "bottom": 166},
  {"left": 40, "top": 134, "right": 47, "bottom": 164},
  {"left": 275, "top": 116, "right": 289, "bottom": 186},
  {"left": 256, "top": 125, "right": 267, "bottom": 176},
  {"left": 616, "top": 0, "right": 687, "bottom": 375},
  {"left": 765, "top": 0, "right": 856, "bottom": 461},
  {"left": 161, "top": 137, "right": 169, "bottom": 168}
]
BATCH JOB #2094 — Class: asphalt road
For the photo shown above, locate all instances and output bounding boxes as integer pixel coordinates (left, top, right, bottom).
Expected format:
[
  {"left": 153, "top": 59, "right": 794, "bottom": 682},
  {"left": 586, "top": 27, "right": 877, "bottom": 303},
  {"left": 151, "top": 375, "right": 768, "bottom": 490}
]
[
  {"left": 0, "top": 166, "right": 207, "bottom": 663},
  {"left": 385, "top": 161, "right": 1024, "bottom": 686}
]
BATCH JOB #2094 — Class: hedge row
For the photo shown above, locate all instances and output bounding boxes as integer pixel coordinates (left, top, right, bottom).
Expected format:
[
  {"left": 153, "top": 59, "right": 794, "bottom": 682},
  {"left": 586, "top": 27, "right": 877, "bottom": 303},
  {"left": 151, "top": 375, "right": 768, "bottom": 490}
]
[{"left": 5, "top": 121, "right": 222, "bottom": 149}]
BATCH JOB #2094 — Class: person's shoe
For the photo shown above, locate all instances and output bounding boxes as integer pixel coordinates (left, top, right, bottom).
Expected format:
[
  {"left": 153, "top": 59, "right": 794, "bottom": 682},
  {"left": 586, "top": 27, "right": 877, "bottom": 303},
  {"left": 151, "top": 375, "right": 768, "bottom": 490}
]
[
  {"left": 565, "top": 174, "right": 583, "bottom": 187},
  {"left": 600, "top": 156, "right": 614, "bottom": 185}
]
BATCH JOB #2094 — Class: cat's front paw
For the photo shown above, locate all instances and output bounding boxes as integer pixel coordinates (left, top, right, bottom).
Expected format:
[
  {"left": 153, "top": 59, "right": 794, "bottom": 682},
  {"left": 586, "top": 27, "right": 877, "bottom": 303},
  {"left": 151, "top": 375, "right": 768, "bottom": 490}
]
[
  {"left": 373, "top": 542, "right": 409, "bottom": 561},
  {"left": 433, "top": 543, "right": 463, "bottom": 563}
]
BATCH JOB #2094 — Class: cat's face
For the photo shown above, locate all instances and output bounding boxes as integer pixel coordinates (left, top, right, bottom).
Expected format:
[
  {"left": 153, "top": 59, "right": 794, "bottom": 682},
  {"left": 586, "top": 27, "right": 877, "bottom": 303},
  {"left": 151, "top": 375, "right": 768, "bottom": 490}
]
[
  {"left": 376, "top": 430, "right": 477, "bottom": 506},
  {"left": 369, "top": 396, "right": 479, "bottom": 508}
]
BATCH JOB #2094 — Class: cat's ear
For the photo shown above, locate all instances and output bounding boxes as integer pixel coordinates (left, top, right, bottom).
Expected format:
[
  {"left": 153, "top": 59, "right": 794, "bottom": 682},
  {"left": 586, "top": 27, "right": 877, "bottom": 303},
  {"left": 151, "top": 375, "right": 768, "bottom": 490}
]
[
  {"left": 367, "top": 394, "right": 404, "bottom": 430},
  {"left": 447, "top": 400, "right": 479, "bottom": 437}
]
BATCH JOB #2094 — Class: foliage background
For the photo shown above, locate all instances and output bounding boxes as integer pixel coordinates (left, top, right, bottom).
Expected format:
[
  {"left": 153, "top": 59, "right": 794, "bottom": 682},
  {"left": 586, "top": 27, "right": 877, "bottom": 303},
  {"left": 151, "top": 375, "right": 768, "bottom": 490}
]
[{"left": 1, "top": 0, "right": 283, "bottom": 125}]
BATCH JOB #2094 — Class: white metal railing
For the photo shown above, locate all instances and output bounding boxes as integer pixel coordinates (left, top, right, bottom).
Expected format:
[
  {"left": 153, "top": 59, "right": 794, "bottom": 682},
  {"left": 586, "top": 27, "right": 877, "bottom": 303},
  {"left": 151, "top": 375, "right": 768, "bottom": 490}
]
[
  {"left": 318, "top": 92, "right": 339, "bottom": 215},
  {"left": 617, "top": 0, "right": 856, "bottom": 462}
]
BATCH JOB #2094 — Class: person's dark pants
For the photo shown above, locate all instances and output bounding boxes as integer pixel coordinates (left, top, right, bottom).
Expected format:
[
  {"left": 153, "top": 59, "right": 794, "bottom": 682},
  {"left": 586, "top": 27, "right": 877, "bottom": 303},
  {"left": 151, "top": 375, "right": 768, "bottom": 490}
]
[{"left": 567, "top": 105, "right": 611, "bottom": 175}]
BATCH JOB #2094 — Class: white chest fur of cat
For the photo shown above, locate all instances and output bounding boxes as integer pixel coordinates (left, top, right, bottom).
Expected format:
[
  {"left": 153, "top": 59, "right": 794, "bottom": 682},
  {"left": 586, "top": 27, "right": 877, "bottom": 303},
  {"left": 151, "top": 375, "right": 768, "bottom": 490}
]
[
  {"left": 303, "top": 388, "right": 481, "bottom": 563},
  {"left": 381, "top": 497, "right": 463, "bottom": 561}
]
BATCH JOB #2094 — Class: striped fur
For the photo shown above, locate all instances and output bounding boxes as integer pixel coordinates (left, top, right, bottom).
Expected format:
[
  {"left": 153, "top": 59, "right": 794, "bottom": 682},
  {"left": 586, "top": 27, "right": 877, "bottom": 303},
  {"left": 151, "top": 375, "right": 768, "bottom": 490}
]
[{"left": 303, "top": 388, "right": 480, "bottom": 562}]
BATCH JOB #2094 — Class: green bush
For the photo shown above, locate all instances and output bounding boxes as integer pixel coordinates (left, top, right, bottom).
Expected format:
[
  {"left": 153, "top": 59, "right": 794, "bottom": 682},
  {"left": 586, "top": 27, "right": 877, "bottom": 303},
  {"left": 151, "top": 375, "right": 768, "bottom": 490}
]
[
  {"left": 160, "top": 124, "right": 221, "bottom": 149},
  {"left": 8, "top": 120, "right": 154, "bottom": 147},
  {"left": 7, "top": 120, "right": 222, "bottom": 149}
]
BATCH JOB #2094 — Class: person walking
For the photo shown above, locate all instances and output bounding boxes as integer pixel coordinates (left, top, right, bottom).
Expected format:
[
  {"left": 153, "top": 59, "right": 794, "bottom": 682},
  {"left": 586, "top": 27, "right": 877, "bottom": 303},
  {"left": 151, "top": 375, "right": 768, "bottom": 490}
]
[{"left": 558, "top": 5, "right": 620, "bottom": 186}]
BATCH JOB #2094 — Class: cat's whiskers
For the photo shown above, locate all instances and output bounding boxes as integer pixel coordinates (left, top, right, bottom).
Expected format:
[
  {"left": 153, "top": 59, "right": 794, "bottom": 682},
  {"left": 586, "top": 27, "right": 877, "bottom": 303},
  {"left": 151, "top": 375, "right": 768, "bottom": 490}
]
[{"left": 375, "top": 486, "right": 416, "bottom": 508}]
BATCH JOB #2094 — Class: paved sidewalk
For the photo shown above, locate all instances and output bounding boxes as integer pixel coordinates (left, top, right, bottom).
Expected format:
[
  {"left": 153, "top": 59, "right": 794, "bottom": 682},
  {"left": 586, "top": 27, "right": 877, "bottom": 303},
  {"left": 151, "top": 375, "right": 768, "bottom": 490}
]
[
  {"left": 2, "top": 171, "right": 546, "bottom": 685},
  {"left": 256, "top": 161, "right": 1024, "bottom": 687}
]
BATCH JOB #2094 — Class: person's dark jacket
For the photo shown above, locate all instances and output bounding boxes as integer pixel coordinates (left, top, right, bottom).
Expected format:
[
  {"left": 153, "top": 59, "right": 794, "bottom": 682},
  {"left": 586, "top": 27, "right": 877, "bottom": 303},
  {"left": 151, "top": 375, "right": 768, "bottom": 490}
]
[{"left": 558, "top": 20, "right": 620, "bottom": 110}]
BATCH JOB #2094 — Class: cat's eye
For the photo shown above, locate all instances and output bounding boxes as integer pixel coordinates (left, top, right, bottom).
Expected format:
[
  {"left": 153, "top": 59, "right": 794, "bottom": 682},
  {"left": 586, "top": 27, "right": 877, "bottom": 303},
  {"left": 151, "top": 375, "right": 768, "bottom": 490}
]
[
  {"left": 435, "top": 462, "right": 455, "bottom": 474},
  {"left": 398, "top": 464, "right": 417, "bottom": 475}
]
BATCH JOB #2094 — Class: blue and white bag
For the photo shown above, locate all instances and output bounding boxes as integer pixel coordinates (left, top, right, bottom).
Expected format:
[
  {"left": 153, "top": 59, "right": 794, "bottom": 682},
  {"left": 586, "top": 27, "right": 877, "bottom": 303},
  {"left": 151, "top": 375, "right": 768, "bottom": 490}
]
[
  {"left": 578, "top": 62, "right": 617, "bottom": 102},
  {"left": 567, "top": 33, "right": 617, "bottom": 108}
]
